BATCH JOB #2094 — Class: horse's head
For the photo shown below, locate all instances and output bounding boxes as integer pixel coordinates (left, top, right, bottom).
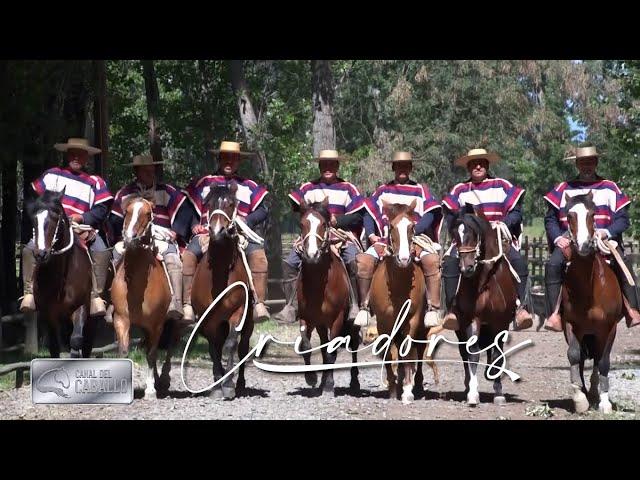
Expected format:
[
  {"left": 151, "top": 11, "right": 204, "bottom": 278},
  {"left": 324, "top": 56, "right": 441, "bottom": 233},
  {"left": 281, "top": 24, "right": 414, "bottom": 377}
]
[
  {"left": 382, "top": 199, "right": 417, "bottom": 268},
  {"left": 122, "top": 193, "right": 155, "bottom": 249},
  {"left": 205, "top": 181, "right": 238, "bottom": 242},
  {"left": 299, "top": 197, "right": 330, "bottom": 264},
  {"left": 565, "top": 191, "right": 596, "bottom": 256},
  {"left": 27, "top": 188, "right": 70, "bottom": 264},
  {"left": 451, "top": 205, "right": 492, "bottom": 278}
]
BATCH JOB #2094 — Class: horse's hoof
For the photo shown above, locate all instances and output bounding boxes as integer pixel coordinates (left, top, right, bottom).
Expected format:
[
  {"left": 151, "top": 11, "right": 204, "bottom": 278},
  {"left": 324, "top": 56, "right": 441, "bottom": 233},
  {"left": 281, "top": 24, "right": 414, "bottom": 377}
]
[
  {"left": 143, "top": 389, "right": 157, "bottom": 400},
  {"left": 305, "top": 372, "right": 318, "bottom": 387},
  {"left": 573, "top": 391, "right": 590, "bottom": 413},
  {"left": 70, "top": 350, "right": 80, "bottom": 359},
  {"left": 156, "top": 376, "right": 171, "bottom": 393},
  {"left": 467, "top": 392, "right": 480, "bottom": 406},
  {"left": 494, "top": 395, "right": 507, "bottom": 406},
  {"left": 222, "top": 386, "right": 236, "bottom": 400},
  {"left": 598, "top": 401, "right": 613, "bottom": 414},
  {"left": 211, "top": 388, "right": 224, "bottom": 400},
  {"left": 401, "top": 392, "right": 414, "bottom": 405},
  {"left": 350, "top": 379, "right": 360, "bottom": 392}
]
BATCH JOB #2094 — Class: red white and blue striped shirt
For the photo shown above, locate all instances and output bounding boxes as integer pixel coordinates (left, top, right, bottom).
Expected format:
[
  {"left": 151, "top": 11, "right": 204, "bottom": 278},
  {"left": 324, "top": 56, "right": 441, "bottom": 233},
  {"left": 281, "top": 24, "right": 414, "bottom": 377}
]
[
  {"left": 442, "top": 177, "right": 525, "bottom": 221},
  {"left": 185, "top": 174, "right": 269, "bottom": 226},
  {"left": 31, "top": 167, "right": 113, "bottom": 217},
  {"left": 111, "top": 182, "right": 187, "bottom": 229},
  {"left": 289, "top": 179, "right": 365, "bottom": 216}
]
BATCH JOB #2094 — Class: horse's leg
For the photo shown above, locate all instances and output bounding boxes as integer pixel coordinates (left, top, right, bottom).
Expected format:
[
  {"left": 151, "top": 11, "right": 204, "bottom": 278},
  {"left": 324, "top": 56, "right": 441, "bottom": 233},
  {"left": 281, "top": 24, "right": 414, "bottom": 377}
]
[
  {"left": 46, "top": 319, "right": 61, "bottom": 359},
  {"left": 455, "top": 329, "right": 471, "bottom": 399},
  {"left": 143, "top": 327, "right": 162, "bottom": 400},
  {"left": 596, "top": 325, "right": 617, "bottom": 414},
  {"left": 208, "top": 325, "right": 227, "bottom": 400},
  {"left": 80, "top": 304, "right": 95, "bottom": 358},
  {"left": 236, "top": 322, "right": 253, "bottom": 396},
  {"left": 349, "top": 322, "right": 360, "bottom": 392},
  {"left": 413, "top": 340, "right": 426, "bottom": 399},
  {"left": 159, "top": 319, "right": 181, "bottom": 393},
  {"left": 221, "top": 320, "right": 240, "bottom": 400},
  {"left": 316, "top": 327, "right": 334, "bottom": 395},
  {"left": 300, "top": 319, "right": 317, "bottom": 387},
  {"left": 113, "top": 312, "right": 131, "bottom": 357},
  {"left": 465, "top": 319, "right": 481, "bottom": 406},
  {"left": 489, "top": 340, "right": 506, "bottom": 406},
  {"left": 566, "top": 322, "right": 589, "bottom": 413},
  {"left": 384, "top": 342, "right": 399, "bottom": 400},
  {"left": 69, "top": 306, "right": 85, "bottom": 359}
]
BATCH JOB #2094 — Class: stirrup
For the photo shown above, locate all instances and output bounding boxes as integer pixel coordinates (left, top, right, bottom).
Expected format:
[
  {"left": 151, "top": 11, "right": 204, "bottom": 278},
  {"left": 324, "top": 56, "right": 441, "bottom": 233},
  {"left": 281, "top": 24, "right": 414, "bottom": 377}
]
[{"left": 423, "top": 308, "right": 441, "bottom": 328}]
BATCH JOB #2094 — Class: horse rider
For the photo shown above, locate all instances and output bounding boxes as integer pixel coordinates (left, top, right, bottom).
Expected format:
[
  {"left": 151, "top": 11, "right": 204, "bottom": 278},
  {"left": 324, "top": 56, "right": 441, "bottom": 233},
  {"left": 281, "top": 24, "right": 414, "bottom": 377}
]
[
  {"left": 20, "top": 137, "right": 113, "bottom": 316},
  {"left": 107, "top": 154, "right": 193, "bottom": 323},
  {"left": 355, "top": 151, "right": 443, "bottom": 328},
  {"left": 273, "top": 149, "right": 366, "bottom": 325},
  {"left": 440, "top": 148, "right": 533, "bottom": 331},
  {"left": 543, "top": 145, "right": 640, "bottom": 331},
  {"left": 182, "top": 141, "right": 270, "bottom": 324}
]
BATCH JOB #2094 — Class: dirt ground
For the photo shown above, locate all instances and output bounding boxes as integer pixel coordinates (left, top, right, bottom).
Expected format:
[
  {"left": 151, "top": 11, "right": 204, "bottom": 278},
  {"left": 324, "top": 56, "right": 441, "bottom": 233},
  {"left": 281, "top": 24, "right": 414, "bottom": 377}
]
[{"left": 1, "top": 322, "right": 639, "bottom": 420}]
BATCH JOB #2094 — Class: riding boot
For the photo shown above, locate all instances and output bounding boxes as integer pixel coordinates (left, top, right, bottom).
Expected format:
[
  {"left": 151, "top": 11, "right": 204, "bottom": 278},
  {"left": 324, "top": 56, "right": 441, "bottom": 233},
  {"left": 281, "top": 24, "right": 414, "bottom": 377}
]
[
  {"left": 420, "top": 253, "right": 442, "bottom": 327},
  {"left": 619, "top": 276, "right": 640, "bottom": 328},
  {"left": 181, "top": 250, "right": 198, "bottom": 325},
  {"left": 248, "top": 249, "right": 270, "bottom": 323},
  {"left": 19, "top": 246, "right": 37, "bottom": 312},
  {"left": 90, "top": 250, "right": 111, "bottom": 316},
  {"left": 273, "top": 261, "right": 299, "bottom": 325},
  {"left": 346, "top": 260, "right": 360, "bottom": 324},
  {"left": 441, "top": 255, "right": 461, "bottom": 330},
  {"left": 164, "top": 253, "right": 184, "bottom": 321},
  {"left": 510, "top": 251, "right": 533, "bottom": 331},
  {"left": 543, "top": 263, "right": 564, "bottom": 332},
  {"left": 354, "top": 253, "right": 376, "bottom": 327}
]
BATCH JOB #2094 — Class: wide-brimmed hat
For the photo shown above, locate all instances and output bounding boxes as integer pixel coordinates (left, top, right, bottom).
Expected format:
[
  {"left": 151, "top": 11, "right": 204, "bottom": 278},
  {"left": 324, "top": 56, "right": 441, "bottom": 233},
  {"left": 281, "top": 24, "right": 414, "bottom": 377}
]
[
  {"left": 385, "top": 151, "right": 423, "bottom": 163},
  {"left": 125, "top": 154, "right": 164, "bottom": 167},
  {"left": 454, "top": 148, "right": 500, "bottom": 167},
  {"left": 54, "top": 138, "right": 101, "bottom": 156},
  {"left": 564, "top": 146, "right": 601, "bottom": 161},
  {"left": 313, "top": 149, "right": 347, "bottom": 162},
  {"left": 209, "top": 141, "right": 253, "bottom": 157}
]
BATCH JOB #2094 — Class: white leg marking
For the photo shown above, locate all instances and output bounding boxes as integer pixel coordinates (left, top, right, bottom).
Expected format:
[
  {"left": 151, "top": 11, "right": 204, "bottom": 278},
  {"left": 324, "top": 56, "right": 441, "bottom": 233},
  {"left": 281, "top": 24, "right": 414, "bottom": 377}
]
[{"left": 36, "top": 211, "right": 49, "bottom": 250}]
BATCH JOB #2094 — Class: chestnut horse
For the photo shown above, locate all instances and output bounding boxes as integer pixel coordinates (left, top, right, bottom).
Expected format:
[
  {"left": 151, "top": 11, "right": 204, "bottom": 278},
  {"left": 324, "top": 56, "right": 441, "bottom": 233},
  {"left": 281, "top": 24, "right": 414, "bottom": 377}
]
[
  {"left": 559, "top": 192, "right": 622, "bottom": 414},
  {"left": 27, "top": 188, "right": 94, "bottom": 358},
  {"left": 369, "top": 201, "right": 439, "bottom": 404},
  {"left": 191, "top": 182, "right": 254, "bottom": 400},
  {"left": 110, "top": 194, "right": 180, "bottom": 399},
  {"left": 450, "top": 209, "right": 519, "bottom": 406},
  {"left": 297, "top": 198, "right": 361, "bottom": 395}
]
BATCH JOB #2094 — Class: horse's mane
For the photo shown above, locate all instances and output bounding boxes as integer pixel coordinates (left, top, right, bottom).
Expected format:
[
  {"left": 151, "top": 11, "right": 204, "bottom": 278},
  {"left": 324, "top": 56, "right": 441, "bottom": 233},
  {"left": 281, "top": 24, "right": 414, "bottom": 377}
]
[
  {"left": 203, "top": 182, "right": 238, "bottom": 209},
  {"left": 384, "top": 203, "right": 413, "bottom": 223},
  {"left": 451, "top": 204, "right": 492, "bottom": 239},
  {"left": 565, "top": 192, "right": 595, "bottom": 212},
  {"left": 121, "top": 190, "right": 156, "bottom": 212},
  {"left": 28, "top": 189, "right": 65, "bottom": 220}
]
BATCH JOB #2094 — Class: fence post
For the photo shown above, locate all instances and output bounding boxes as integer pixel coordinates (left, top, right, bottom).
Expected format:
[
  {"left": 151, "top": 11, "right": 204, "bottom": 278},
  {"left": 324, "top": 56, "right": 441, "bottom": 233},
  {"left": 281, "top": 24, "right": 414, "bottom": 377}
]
[{"left": 24, "top": 312, "right": 38, "bottom": 355}]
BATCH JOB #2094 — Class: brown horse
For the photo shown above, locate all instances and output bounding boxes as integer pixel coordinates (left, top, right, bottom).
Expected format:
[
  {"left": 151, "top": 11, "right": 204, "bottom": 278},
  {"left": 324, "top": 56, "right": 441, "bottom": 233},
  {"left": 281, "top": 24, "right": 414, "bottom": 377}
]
[
  {"left": 450, "top": 209, "right": 519, "bottom": 406},
  {"left": 369, "top": 200, "right": 439, "bottom": 404},
  {"left": 297, "top": 198, "right": 361, "bottom": 395},
  {"left": 110, "top": 194, "right": 180, "bottom": 399},
  {"left": 27, "top": 188, "right": 94, "bottom": 358},
  {"left": 559, "top": 192, "right": 622, "bottom": 414},
  {"left": 191, "top": 182, "right": 254, "bottom": 400}
]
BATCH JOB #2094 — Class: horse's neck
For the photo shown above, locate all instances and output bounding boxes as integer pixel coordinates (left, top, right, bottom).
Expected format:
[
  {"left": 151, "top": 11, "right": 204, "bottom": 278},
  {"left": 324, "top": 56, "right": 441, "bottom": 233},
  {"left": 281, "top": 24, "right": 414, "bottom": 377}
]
[
  {"left": 123, "top": 246, "right": 156, "bottom": 278},
  {"left": 208, "top": 236, "right": 239, "bottom": 291},
  {"left": 566, "top": 253, "right": 597, "bottom": 295},
  {"left": 385, "top": 258, "right": 417, "bottom": 298}
]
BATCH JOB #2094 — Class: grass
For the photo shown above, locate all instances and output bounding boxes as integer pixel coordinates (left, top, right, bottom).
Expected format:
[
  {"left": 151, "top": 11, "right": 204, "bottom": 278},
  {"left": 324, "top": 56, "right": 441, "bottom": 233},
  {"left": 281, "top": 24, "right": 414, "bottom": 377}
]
[{"left": 523, "top": 217, "right": 545, "bottom": 240}]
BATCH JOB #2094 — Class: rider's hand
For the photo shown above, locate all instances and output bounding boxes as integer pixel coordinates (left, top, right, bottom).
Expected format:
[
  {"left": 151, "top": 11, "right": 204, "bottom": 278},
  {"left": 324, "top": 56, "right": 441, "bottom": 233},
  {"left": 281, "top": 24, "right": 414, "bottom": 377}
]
[
  {"left": 555, "top": 236, "right": 571, "bottom": 249},
  {"left": 70, "top": 214, "right": 83, "bottom": 224},
  {"left": 168, "top": 230, "right": 178, "bottom": 241},
  {"left": 373, "top": 243, "right": 387, "bottom": 257},
  {"left": 192, "top": 225, "right": 207, "bottom": 235},
  {"left": 596, "top": 229, "right": 610, "bottom": 240},
  {"left": 369, "top": 234, "right": 381, "bottom": 244},
  {"left": 330, "top": 214, "right": 338, "bottom": 227}
]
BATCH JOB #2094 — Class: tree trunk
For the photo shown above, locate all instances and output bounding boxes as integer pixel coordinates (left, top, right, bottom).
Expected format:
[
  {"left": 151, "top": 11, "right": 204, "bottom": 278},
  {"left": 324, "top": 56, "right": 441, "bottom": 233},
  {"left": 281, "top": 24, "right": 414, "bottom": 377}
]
[
  {"left": 142, "top": 60, "right": 163, "bottom": 179},
  {"left": 229, "top": 60, "right": 281, "bottom": 282},
  {"left": 229, "top": 60, "right": 269, "bottom": 177},
  {"left": 93, "top": 60, "right": 109, "bottom": 178},
  {"left": 1, "top": 151, "right": 18, "bottom": 312},
  {"left": 311, "top": 60, "right": 336, "bottom": 156}
]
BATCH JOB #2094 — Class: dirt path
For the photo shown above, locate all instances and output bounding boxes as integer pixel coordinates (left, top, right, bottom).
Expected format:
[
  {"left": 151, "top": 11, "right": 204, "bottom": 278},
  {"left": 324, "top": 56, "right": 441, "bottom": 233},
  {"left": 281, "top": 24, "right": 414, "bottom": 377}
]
[{"left": 1, "top": 325, "right": 639, "bottom": 420}]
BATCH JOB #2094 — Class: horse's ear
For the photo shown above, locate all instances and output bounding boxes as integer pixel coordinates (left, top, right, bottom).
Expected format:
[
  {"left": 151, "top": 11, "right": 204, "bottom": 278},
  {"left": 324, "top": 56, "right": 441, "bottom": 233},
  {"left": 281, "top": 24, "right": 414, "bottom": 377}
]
[
  {"left": 586, "top": 190, "right": 594, "bottom": 202},
  {"left": 408, "top": 198, "right": 417, "bottom": 212},
  {"left": 299, "top": 200, "right": 308, "bottom": 214},
  {"left": 57, "top": 186, "right": 66, "bottom": 200},
  {"left": 381, "top": 200, "right": 391, "bottom": 217},
  {"left": 563, "top": 192, "right": 569, "bottom": 204},
  {"left": 321, "top": 196, "right": 329, "bottom": 209},
  {"left": 229, "top": 180, "right": 238, "bottom": 195},
  {"left": 473, "top": 207, "right": 487, "bottom": 221}
]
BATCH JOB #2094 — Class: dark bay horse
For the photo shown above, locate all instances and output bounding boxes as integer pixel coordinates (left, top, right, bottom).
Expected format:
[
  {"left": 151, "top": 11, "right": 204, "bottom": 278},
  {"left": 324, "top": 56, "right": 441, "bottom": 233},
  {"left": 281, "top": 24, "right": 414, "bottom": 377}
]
[
  {"left": 110, "top": 194, "right": 180, "bottom": 399},
  {"left": 560, "top": 192, "right": 622, "bottom": 414},
  {"left": 369, "top": 201, "right": 439, "bottom": 404},
  {"left": 27, "top": 189, "right": 94, "bottom": 358},
  {"left": 191, "top": 182, "right": 254, "bottom": 400},
  {"left": 450, "top": 209, "right": 519, "bottom": 406},
  {"left": 297, "top": 198, "right": 360, "bottom": 395}
]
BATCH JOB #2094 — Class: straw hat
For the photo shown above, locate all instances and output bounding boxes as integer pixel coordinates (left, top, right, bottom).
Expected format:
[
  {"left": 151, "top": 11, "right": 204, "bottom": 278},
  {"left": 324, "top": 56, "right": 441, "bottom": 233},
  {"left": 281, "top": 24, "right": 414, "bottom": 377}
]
[
  {"left": 125, "top": 154, "right": 164, "bottom": 167},
  {"left": 54, "top": 138, "right": 101, "bottom": 156},
  {"left": 385, "top": 151, "right": 423, "bottom": 163},
  {"left": 454, "top": 148, "right": 500, "bottom": 167},
  {"left": 313, "top": 149, "right": 347, "bottom": 162},
  {"left": 209, "top": 141, "right": 253, "bottom": 157},
  {"left": 564, "top": 146, "right": 601, "bottom": 161}
]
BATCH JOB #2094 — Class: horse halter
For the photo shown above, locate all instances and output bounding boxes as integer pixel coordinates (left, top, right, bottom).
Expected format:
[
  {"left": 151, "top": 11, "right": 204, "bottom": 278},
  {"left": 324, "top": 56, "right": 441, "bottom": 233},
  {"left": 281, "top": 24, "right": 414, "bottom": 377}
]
[
  {"left": 300, "top": 212, "right": 330, "bottom": 253},
  {"left": 124, "top": 198, "right": 155, "bottom": 247},
  {"left": 207, "top": 205, "right": 238, "bottom": 236},
  {"left": 34, "top": 209, "right": 74, "bottom": 258}
]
